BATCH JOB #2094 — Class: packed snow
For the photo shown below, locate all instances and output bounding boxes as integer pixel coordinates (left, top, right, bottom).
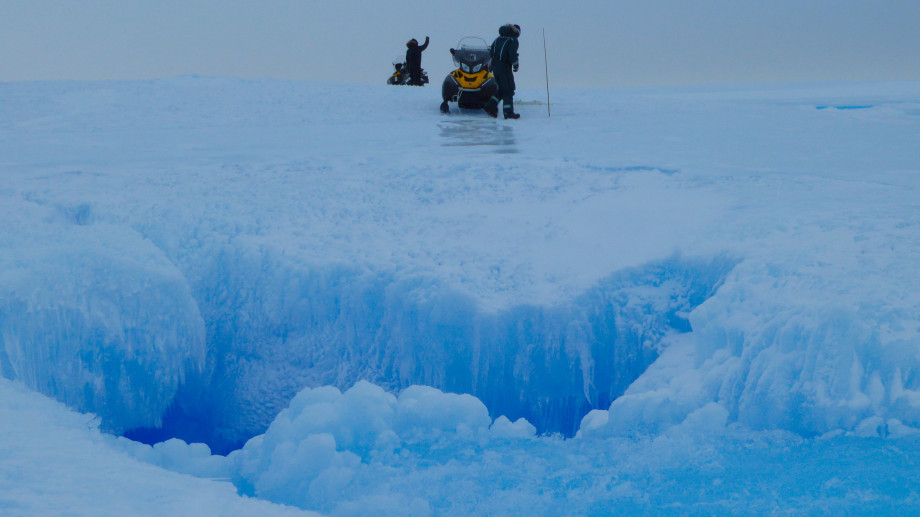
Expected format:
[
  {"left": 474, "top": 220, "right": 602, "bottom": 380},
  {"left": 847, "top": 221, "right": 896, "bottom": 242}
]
[{"left": 1, "top": 76, "right": 920, "bottom": 515}]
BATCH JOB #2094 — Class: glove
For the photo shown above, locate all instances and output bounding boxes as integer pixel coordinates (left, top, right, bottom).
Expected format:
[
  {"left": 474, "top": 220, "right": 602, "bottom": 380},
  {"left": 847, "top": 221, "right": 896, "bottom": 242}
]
[{"left": 513, "top": 64, "right": 519, "bottom": 72}]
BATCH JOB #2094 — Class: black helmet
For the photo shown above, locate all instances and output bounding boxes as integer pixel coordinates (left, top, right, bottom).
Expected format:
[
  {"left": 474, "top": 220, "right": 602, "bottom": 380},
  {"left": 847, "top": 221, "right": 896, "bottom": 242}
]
[{"left": 502, "top": 24, "right": 521, "bottom": 37}]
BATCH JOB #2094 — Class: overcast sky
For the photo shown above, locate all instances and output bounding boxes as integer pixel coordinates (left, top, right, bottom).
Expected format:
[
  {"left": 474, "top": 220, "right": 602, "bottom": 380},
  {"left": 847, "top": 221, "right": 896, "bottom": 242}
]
[{"left": 2, "top": 1, "right": 919, "bottom": 88}]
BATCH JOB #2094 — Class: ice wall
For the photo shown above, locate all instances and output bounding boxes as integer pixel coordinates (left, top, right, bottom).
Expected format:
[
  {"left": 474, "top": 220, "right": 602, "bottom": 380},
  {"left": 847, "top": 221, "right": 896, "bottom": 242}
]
[
  {"left": 138, "top": 240, "right": 733, "bottom": 452},
  {"left": 0, "top": 198, "right": 206, "bottom": 433},
  {"left": 10, "top": 187, "right": 918, "bottom": 455},
  {"left": 581, "top": 256, "right": 920, "bottom": 440}
]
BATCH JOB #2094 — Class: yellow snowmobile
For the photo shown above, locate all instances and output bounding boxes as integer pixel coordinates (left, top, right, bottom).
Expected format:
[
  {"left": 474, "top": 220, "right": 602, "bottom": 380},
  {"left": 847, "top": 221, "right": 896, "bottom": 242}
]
[
  {"left": 387, "top": 58, "right": 429, "bottom": 86},
  {"left": 440, "top": 38, "right": 498, "bottom": 113}
]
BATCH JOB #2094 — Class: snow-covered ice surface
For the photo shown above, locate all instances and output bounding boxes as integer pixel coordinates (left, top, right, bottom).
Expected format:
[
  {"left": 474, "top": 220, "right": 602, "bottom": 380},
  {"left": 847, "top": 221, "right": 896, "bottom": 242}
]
[
  {"left": 0, "top": 376, "right": 317, "bottom": 517},
  {"left": 2, "top": 77, "right": 920, "bottom": 515}
]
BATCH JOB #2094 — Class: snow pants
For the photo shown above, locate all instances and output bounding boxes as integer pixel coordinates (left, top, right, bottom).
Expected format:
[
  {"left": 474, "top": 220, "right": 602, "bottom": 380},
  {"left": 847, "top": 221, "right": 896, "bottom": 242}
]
[
  {"left": 408, "top": 67, "right": 423, "bottom": 86},
  {"left": 492, "top": 64, "right": 516, "bottom": 113}
]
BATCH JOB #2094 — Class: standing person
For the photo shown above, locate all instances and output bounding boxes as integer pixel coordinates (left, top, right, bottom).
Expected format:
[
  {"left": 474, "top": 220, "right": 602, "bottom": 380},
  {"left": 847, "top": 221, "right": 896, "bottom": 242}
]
[
  {"left": 405, "top": 36, "right": 430, "bottom": 86},
  {"left": 484, "top": 24, "right": 520, "bottom": 119}
]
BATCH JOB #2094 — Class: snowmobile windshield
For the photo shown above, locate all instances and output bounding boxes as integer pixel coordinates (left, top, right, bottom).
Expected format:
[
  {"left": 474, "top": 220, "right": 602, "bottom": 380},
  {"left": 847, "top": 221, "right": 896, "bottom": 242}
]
[{"left": 451, "top": 38, "right": 492, "bottom": 74}]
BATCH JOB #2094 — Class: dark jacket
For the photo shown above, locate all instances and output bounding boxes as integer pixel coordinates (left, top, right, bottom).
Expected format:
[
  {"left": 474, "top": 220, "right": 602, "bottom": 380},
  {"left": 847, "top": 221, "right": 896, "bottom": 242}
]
[
  {"left": 406, "top": 37, "right": 429, "bottom": 73},
  {"left": 490, "top": 26, "right": 519, "bottom": 94}
]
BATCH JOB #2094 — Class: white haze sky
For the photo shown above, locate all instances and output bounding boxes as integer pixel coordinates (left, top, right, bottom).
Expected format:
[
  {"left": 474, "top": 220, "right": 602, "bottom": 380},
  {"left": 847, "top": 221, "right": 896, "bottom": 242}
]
[{"left": 1, "top": 0, "right": 919, "bottom": 88}]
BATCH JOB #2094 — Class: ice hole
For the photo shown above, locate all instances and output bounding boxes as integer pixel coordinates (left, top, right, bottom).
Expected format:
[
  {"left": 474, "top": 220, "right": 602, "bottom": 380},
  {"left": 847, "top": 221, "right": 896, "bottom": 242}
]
[{"left": 124, "top": 254, "right": 736, "bottom": 454}]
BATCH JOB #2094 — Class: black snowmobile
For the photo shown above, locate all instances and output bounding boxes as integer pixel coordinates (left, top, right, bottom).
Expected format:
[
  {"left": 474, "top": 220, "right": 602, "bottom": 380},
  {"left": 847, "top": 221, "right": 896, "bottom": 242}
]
[
  {"left": 439, "top": 38, "right": 499, "bottom": 113},
  {"left": 387, "top": 59, "right": 429, "bottom": 85}
]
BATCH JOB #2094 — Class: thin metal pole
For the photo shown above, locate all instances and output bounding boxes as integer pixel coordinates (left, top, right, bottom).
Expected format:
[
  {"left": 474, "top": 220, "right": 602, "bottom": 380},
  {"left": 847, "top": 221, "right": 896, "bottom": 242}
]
[{"left": 543, "top": 28, "right": 551, "bottom": 117}]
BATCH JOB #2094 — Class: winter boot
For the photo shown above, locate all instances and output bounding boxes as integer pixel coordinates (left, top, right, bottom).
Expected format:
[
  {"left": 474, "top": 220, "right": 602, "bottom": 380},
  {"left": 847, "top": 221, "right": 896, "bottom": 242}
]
[
  {"left": 440, "top": 101, "right": 450, "bottom": 113},
  {"left": 503, "top": 110, "right": 520, "bottom": 120}
]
